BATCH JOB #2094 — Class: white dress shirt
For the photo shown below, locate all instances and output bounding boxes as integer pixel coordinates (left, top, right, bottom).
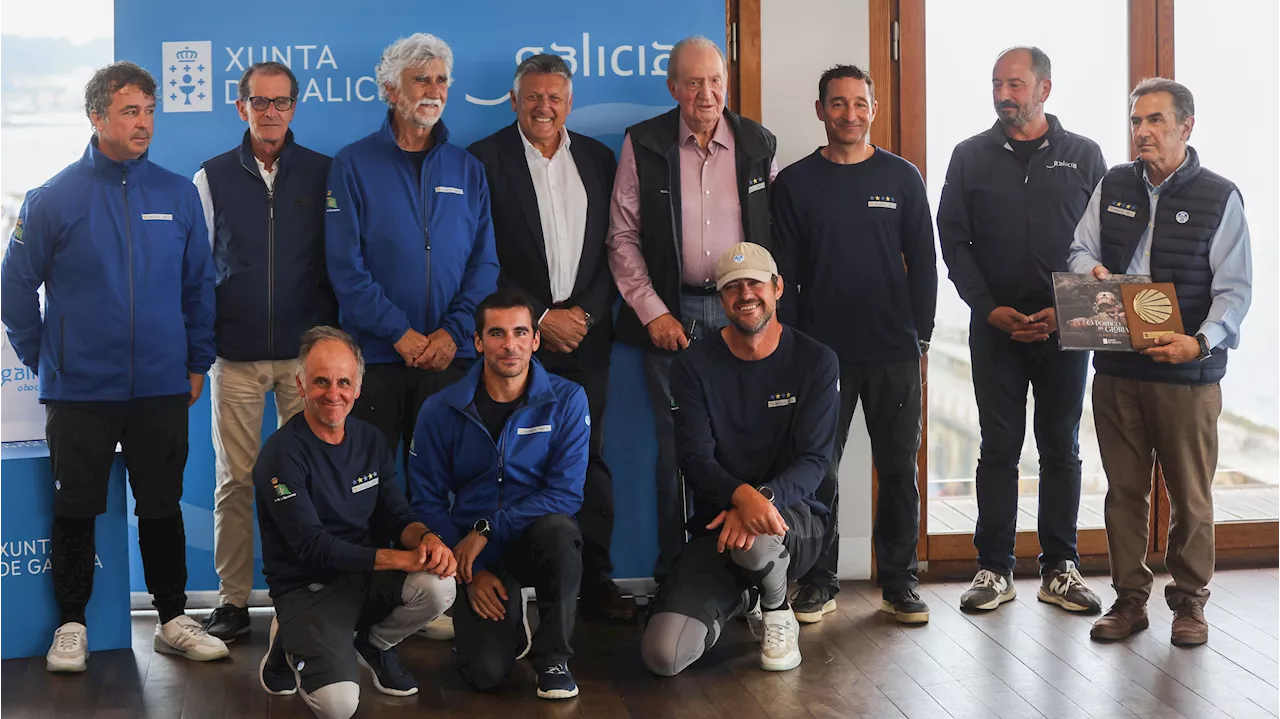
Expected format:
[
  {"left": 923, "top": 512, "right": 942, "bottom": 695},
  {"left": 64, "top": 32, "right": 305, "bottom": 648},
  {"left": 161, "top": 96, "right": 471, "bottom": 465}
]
[
  {"left": 192, "top": 155, "right": 279, "bottom": 247},
  {"left": 520, "top": 125, "right": 588, "bottom": 304}
]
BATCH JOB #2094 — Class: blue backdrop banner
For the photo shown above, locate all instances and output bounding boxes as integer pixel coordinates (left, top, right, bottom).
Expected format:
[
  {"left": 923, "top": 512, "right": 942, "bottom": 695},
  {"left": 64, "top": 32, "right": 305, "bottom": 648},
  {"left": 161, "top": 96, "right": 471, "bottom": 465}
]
[{"left": 114, "top": 0, "right": 725, "bottom": 594}]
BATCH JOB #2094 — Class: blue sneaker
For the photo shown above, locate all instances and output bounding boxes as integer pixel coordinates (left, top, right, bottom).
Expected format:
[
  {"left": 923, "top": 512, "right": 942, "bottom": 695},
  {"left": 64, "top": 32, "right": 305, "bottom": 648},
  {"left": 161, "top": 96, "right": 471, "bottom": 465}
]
[
  {"left": 536, "top": 663, "right": 579, "bottom": 700},
  {"left": 353, "top": 630, "right": 418, "bottom": 696}
]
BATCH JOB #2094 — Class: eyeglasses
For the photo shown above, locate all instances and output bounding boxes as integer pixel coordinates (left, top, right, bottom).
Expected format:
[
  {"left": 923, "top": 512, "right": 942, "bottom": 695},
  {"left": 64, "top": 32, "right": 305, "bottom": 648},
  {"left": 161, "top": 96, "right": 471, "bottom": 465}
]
[{"left": 247, "top": 96, "right": 296, "bottom": 112}]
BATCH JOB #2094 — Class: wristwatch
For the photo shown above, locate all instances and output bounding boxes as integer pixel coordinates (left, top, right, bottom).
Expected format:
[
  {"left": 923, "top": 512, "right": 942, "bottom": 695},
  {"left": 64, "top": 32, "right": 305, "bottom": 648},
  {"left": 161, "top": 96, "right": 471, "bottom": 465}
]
[
  {"left": 1194, "top": 333, "right": 1211, "bottom": 362},
  {"left": 918, "top": 340, "right": 931, "bottom": 354},
  {"left": 756, "top": 485, "right": 776, "bottom": 504},
  {"left": 473, "top": 518, "right": 492, "bottom": 538}
]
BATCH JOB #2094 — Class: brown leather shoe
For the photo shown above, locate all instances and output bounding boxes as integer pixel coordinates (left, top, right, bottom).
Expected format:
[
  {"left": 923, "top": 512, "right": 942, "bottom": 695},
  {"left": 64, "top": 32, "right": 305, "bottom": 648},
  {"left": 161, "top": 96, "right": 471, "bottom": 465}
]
[
  {"left": 582, "top": 580, "right": 637, "bottom": 622},
  {"left": 1171, "top": 602, "right": 1209, "bottom": 646},
  {"left": 1090, "top": 599, "right": 1149, "bottom": 641}
]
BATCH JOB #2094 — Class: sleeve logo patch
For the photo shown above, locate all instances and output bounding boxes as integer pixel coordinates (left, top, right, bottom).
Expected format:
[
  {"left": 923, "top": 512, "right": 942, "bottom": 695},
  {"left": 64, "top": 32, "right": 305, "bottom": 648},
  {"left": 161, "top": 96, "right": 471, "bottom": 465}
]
[
  {"left": 351, "top": 472, "right": 380, "bottom": 493},
  {"left": 271, "top": 477, "right": 297, "bottom": 502},
  {"left": 11, "top": 218, "right": 23, "bottom": 244},
  {"left": 325, "top": 190, "right": 340, "bottom": 212},
  {"left": 517, "top": 424, "right": 553, "bottom": 435}
]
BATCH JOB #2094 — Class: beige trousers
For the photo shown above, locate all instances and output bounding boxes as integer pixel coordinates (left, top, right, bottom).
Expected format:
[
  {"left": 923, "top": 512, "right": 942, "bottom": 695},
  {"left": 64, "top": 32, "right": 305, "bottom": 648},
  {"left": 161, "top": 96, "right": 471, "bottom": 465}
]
[
  {"left": 1092, "top": 374, "right": 1221, "bottom": 609},
  {"left": 210, "top": 357, "right": 304, "bottom": 607}
]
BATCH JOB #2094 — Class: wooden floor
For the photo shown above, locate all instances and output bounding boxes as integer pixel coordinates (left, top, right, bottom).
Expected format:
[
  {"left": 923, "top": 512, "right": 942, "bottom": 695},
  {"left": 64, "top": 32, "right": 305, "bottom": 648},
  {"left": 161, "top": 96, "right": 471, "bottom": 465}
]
[
  {"left": 4, "top": 568, "right": 1277, "bottom": 719},
  {"left": 929, "top": 486, "right": 1280, "bottom": 533}
]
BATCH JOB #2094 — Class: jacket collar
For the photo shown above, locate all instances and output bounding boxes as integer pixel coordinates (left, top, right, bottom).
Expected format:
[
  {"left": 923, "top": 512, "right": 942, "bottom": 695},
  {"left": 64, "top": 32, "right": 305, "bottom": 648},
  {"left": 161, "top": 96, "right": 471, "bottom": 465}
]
[
  {"left": 237, "top": 128, "right": 295, "bottom": 178},
  {"left": 1131, "top": 144, "right": 1201, "bottom": 193},
  {"left": 440, "top": 356, "right": 558, "bottom": 413},
  {"left": 81, "top": 134, "right": 151, "bottom": 182},
  {"left": 634, "top": 107, "right": 770, "bottom": 163},
  {"left": 378, "top": 109, "right": 450, "bottom": 150},
  {"left": 983, "top": 112, "right": 1066, "bottom": 149}
]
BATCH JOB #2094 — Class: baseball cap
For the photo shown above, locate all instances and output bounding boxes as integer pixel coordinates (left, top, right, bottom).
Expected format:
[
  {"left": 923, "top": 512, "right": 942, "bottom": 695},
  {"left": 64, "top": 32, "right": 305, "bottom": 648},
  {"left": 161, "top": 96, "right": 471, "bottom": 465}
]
[{"left": 715, "top": 242, "right": 778, "bottom": 291}]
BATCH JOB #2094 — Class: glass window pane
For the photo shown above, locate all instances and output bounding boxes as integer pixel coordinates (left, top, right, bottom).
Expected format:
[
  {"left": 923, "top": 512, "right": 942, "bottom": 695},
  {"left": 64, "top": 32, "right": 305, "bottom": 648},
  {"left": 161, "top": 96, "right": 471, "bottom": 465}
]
[
  {"left": 1175, "top": 0, "right": 1279, "bottom": 522},
  {"left": 924, "top": 1, "right": 1129, "bottom": 534}
]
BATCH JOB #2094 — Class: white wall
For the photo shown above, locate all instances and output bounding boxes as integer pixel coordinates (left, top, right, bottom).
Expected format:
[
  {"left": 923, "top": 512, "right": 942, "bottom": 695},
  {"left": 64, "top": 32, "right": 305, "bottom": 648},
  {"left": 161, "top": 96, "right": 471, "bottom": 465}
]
[{"left": 761, "top": 0, "right": 875, "bottom": 580}]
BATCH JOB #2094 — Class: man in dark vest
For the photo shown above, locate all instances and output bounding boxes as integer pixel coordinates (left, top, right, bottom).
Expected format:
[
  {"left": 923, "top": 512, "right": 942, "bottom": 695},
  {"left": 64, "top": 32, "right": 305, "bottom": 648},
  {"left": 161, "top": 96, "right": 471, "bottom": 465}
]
[
  {"left": 1068, "top": 77, "right": 1252, "bottom": 647},
  {"left": 194, "top": 62, "right": 336, "bottom": 641},
  {"left": 606, "top": 36, "right": 778, "bottom": 581}
]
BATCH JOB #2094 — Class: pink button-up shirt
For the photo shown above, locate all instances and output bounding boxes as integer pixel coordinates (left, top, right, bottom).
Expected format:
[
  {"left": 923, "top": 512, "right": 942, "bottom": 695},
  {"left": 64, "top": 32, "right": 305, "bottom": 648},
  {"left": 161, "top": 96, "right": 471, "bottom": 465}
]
[{"left": 607, "top": 114, "right": 778, "bottom": 326}]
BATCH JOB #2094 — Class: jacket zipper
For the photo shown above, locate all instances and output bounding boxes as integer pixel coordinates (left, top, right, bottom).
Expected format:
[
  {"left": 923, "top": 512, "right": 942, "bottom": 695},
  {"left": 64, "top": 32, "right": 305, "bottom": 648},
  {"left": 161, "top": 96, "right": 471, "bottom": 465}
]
[
  {"left": 267, "top": 188, "right": 275, "bottom": 357},
  {"left": 421, "top": 154, "right": 432, "bottom": 333},
  {"left": 459, "top": 401, "right": 534, "bottom": 514},
  {"left": 121, "top": 169, "right": 136, "bottom": 397},
  {"left": 58, "top": 317, "right": 65, "bottom": 373}
]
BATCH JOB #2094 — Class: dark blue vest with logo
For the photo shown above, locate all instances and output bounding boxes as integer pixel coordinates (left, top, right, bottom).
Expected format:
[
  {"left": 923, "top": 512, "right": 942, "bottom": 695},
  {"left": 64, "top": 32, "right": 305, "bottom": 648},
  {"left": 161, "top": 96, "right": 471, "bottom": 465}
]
[
  {"left": 1093, "top": 146, "right": 1236, "bottom": 385},
  {"left": 202, "top": 131, "right": 337, "bottom": 361}
]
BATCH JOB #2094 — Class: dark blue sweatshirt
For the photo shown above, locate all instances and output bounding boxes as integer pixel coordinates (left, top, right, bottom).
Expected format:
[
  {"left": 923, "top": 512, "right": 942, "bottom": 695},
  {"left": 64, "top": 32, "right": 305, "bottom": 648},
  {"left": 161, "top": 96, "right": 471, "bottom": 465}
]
[
  {"left": 254, "top": 412, "right": 418, "bottom": 597},
  {"left": 772, "top": 147, "right": 937, "bottom": 363},
  {"left": 670, "top": 325, "right": 840, "bottom": 532}
]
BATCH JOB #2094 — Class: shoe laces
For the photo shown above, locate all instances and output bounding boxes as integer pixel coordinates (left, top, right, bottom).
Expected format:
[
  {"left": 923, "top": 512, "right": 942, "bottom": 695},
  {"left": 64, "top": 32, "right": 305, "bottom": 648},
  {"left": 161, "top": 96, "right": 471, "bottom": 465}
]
[
  {"left": 171, "top": 616, "right": 211, "bottom": 644},
  {"left": 891, "top": 589, "right": 922, "bottom": 605},
  {"left": 762, "top": 618, "right": 793, "bottom": 651},
  {"left": 1048, "top": 565, "right": 1086, "bottom": 595},
  {"left": 972, "top": 569, "right": 1006, "bottom": 589},
  {"left": 543, "top": 664, "right": 569, "bottom": 676},
  {"left": 55, "top": 629, "right": 83, "bottom": 652}
]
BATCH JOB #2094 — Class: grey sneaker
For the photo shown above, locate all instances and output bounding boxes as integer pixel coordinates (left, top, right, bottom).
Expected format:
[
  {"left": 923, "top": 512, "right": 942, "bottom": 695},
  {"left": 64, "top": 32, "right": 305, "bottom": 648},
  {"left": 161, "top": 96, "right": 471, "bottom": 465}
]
[
  {"left": 792, "top": 585, "right": 838, "bottom": 624},
  {"left": 46, "top": 622, "right": 88, "bottom": 673},
  {"left": 960, "top": 569, "right": 1016, "bottom": 611},
  {"left": 1038, "top": 560, "right": 1102, "bottom": 613}
]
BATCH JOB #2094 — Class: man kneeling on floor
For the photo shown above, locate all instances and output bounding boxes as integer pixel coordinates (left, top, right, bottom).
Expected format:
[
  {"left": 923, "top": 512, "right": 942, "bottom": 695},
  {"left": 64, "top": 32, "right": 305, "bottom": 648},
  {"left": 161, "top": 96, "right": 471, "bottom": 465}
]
[
  {"left": 254, "top": 326, "right": 456, "bottom": 719},
  {"left": 641, "top": 243, "right": 840, "bottom": 675},
  {"left": 410, "top": 288, "right": 591, "bottom": 700}
]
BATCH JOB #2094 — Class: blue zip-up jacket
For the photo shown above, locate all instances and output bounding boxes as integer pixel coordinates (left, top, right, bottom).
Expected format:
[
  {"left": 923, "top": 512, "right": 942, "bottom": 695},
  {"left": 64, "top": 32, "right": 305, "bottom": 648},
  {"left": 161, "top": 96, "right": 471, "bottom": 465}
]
[
  {"left": 408, "top": 358, "right": 590, "bottom": 573},
  {"left": 1, "top": 137, "right": 216, "bottom": 401},
  {"left": 325, "top": 113, "right": 499, "bottom": 364}
]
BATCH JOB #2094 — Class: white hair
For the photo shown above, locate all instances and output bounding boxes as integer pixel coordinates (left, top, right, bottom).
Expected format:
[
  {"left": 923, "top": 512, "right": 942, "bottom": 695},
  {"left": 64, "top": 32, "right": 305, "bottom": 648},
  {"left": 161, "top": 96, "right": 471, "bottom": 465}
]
[
  {"left": 668, "top": 36, "right": 726, "bottom": 81},
  {"left": 375, "top": 33, "right": 454, "bottom": 106}
]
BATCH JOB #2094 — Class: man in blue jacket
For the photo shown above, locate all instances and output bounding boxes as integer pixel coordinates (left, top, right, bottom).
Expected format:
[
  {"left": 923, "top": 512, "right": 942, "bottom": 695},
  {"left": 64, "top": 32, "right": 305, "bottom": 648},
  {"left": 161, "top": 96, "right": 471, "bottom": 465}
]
[
  {"left": 195, "top": 61, "right": 336, "bottom": 642},
  {"left": 1, "top": 62, "right": 225, "bottom": 672},
  {"left": 409, "top": 289, "right": 590, "bottom": 700},
  {"left": 326, "top": 32, "right": 499, "bottom": 487}
]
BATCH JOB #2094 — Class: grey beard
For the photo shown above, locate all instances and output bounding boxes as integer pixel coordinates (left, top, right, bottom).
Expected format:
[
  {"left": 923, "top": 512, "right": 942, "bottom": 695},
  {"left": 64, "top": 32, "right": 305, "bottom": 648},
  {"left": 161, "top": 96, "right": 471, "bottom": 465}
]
[{"left": 730, "top": 309, "right": 774, "bottom": 336}]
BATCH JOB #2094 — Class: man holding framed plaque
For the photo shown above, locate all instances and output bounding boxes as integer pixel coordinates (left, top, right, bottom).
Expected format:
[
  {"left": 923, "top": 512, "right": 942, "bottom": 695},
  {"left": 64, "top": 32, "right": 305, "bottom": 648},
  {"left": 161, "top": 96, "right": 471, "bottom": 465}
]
[{"left": 1068, "top": 77, "right": 1253, "bottom": 647}]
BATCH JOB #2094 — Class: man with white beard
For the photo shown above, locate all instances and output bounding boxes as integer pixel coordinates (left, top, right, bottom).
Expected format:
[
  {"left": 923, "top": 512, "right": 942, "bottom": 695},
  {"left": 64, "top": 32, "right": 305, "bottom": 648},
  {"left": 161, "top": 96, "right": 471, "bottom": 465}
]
[{"left": 325, "top": 32, "right": 499, "bottom": 496}]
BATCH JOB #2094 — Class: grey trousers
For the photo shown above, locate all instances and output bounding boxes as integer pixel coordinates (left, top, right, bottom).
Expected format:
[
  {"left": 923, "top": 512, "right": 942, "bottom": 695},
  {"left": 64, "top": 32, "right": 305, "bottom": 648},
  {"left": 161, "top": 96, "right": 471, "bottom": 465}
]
[{"left": 641, "top": 503, "right": 825, "bottom": 676}]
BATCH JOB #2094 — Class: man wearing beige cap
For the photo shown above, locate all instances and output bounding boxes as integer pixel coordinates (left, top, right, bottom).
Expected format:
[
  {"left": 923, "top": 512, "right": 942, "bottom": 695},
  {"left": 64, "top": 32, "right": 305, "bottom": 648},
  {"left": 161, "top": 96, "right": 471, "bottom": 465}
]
[{"left": 640, "top": 243, "right": 839, "bottom": 676}]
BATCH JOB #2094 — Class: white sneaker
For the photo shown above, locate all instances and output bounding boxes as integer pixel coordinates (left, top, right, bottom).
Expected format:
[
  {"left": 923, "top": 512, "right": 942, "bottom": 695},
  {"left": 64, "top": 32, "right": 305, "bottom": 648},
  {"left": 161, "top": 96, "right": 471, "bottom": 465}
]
[
  {"left": 47, "top": 622, "right": 88, "bottom": 673},
  {"left": 417, "top": 613, "right": 454, "bottom": 641},
  {"left": 153, "top": 614, "right": 230, "bottom": 661},
  {"left": 759, "top": 608, "right": 801, "bottom": 672}
]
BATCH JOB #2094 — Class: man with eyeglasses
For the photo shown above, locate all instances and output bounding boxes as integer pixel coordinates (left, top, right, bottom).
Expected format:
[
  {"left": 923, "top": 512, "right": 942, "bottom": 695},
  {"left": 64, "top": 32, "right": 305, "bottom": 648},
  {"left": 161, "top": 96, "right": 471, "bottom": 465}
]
[{"left": 194, "top": 61, "right": 337, "bottom": 641}]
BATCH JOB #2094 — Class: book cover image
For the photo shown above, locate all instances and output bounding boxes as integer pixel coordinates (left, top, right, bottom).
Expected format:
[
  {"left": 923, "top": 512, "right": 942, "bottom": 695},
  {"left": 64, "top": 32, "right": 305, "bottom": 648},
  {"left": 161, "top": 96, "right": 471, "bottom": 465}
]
[{"left": 1052, "top": 273, "right": 1152, "bottom": 351}]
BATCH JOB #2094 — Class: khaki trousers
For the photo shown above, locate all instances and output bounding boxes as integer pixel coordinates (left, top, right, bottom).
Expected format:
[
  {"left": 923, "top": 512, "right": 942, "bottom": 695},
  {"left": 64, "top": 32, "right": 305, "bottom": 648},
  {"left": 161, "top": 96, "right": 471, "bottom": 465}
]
[
  {"left": 1092, "top": 374, "right": 1221, "bottom": 609},
  {"left": 210, "top": 357, "right": 304, "bottom": 607}
]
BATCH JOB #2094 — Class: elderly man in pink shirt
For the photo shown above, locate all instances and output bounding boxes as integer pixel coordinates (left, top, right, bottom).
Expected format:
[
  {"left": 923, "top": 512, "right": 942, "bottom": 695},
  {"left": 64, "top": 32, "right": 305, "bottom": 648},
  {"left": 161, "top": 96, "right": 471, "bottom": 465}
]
[{"left": 607, "top": 35, "right": 779, "bottom": 582}]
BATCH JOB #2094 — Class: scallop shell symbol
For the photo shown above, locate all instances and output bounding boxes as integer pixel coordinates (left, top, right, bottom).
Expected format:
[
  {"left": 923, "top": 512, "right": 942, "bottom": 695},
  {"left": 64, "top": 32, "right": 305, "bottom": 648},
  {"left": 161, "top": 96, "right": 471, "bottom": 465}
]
[{"left": 1133, "top": 288, "right": 1173, "bottom": 324}]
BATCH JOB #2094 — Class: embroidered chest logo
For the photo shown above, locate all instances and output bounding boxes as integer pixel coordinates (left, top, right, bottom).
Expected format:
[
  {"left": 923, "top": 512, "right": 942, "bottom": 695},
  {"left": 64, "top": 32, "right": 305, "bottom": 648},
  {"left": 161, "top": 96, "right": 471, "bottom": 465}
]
[
  {"left": 271, "top": 477, "right": 296, "bottom": 502},
  {"left": 351, "top": 471, "right": 380, "bottom": 494},
  {"left": 1045, "top": 160, "right": 1078, "bottom": 170},
  {"left": 1106, "top": 201, "right": 1137, "bottom": 218},
  {"left": 1175, "top": 210, "right": 1190, "bottom": 224},
  {"left": 868, "top": 195, "right": 897, "bottom": 209},
  {"left": 767, "top": 392, "right": 797, "bottom": 408}
]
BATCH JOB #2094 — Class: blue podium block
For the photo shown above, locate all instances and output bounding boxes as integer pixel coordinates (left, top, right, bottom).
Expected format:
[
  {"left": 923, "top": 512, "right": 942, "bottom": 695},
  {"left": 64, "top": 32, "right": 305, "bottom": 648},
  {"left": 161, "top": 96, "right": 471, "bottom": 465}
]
[{"left": 1, "top": 441, "right": 132, "bottom": 660}]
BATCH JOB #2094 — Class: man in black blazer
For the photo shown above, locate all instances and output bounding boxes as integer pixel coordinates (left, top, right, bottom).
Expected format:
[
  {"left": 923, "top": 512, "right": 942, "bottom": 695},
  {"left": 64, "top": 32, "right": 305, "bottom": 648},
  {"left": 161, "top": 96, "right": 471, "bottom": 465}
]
[{"left": 468, "top": 54, "right": 633, "bottom": 622}]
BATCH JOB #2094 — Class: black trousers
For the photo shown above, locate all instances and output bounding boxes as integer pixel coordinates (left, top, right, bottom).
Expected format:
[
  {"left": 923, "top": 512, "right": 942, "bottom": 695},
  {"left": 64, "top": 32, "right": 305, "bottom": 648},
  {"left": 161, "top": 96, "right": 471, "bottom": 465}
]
[
  {"left": 45, "top": 395, "right": 191, "bottom": 624},
  {"left": 539, "top": 351, "right": 615, "bottom": 589},
  {"left": 352, "top": 360, "right": 469, "bottom": 496},
  {"left": 969, "top": 317, "right": 1088, "bottom": 575},
  {"left": 800, "top": 358, "right": 923, "bottom": 597},
  {"left": 454, "top": 514, "right": 582, "bottom": 689}
]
